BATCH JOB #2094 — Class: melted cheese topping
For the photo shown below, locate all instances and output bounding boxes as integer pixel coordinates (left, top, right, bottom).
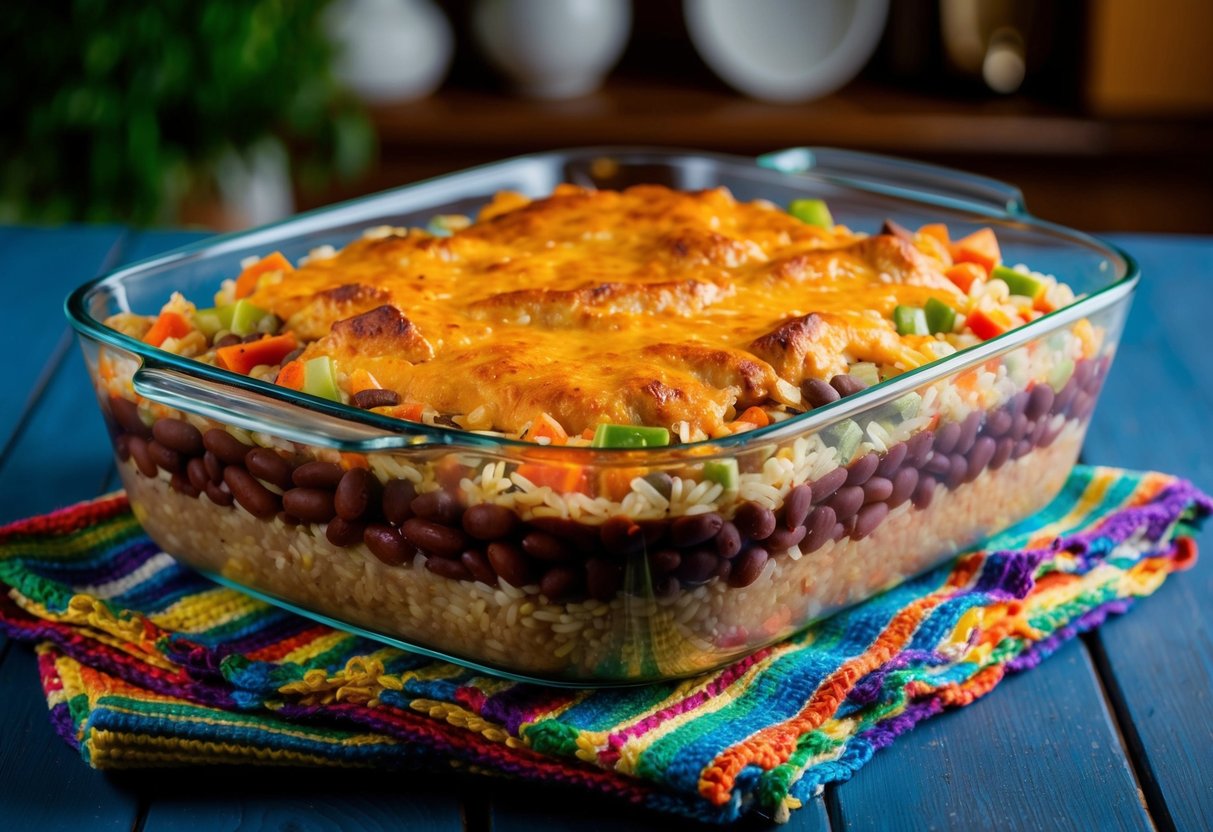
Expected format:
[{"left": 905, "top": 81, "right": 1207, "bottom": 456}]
[{"left": 246, "top": 185, "right": 966, "bottom": 438}]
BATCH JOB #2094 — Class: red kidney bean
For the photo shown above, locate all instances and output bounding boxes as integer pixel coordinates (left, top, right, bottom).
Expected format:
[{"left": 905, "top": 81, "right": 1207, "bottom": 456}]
[
  {"left": 906, "top": 429, "right": 935, "bottom": 467},
  {"left": 540, "top": 565, "right": 583, "bottom": 602},
  {"left": 637, "top": 519, "right": 669, "bottom": 548},
  {"left": 1039, "top": 419, "right": 1064, "bottom": 448},
  {"left": 862, "top": 476, "right": 893, "bottom": 504},
  {"left": 293, "top": 461, "right": 345, "bottom": 489},
  {"left": 1073, "top": 358, "right": 1095, "bottom": 389},
  {"left": 364, "top": 523, "right": 409, "bottom": 565},
  {"left": 531, "top": 516, "right": 604, "bottom": 549},
  {"left": 1026, "top": 384, "right": 1055, "bottom": 421},
  {"left": 810, "top": 467, "right": 848, "bottom": 504},
  {"left": 426, "top": 556, "right": 472, "bottom": 581},
  {"left": 983, "top": 409, "right": 1013, "bottom": 438},
  {"left": 283, "top": 488, "right": 337, "bottom": 524},
  {"left": 642, "top": 471, "right": 674, "bottom": 498},
  {"left": 584, "top": 558, "right": 622, "bottom": 602},
  {"left": 224, "top": 466, "right": 280, "bottom": 518},
  {"left": 1071, "top": 393, "right": 1095, "bottom": 423},
  {"left": 148, "top": 440, "right": 183, "bottom": 473},
  {"left": 923, "top": 452, "right": 952, "bottom": 477},
  {"left": 764, "top": 525, "right": 806, "bottom": 552},
  {"left": 170, "top": 471, "right": 199, "bottom": 498},
  {"left": 733, "top": 501, "right": 776, "bottom": 540},
  {"left": 1053, "top": 380, "right": 1079, "bottom": 416},
  {"left": 802, "top": 505, "right": 836, "bottom": 553},
  {"left": 152, "top": 419, "right": 204, "bottom": 456},
  {"left": 964, "top": 437, "right": 997, "bottom": 483},
  {"left": 461, "top": 503, "right": 518, "bottom": 541},
  {"left": 852, "top": 503, "right": 889, "bottom": 540},
  {"left": 203, "top": 451, "right": 224, "bottom": 484},
  {"left": 831, "top": 522, "right": 847, "bottom": 542},
  {"left": 955, "top": 412, "right": 983, "bottom": 456},
  {"left": 715, "top": 521, "right": 742, "bottom": 559},
  {"left": 128, "top": 436, "right": 158, "bottom": 478},
  {"left": 279, "top": 511, "right": 301, "bottom": 527},
  {"left": 670, "top": 512, "right": 724, "bottom": 547},
  {"left": 888, "top": 467, "right": 918, "bottom": 508},
  {"left": 875, "top": 442, "right": 907, "bottom": 478},
  {"left": 945, "top": 455, "right": 968, "bottom": 490},
  {"left": 728, "top": 547, "right": 768, "bottom": 588},
  {"left": 802, "top": 378, "right": 840, "bottom": 408},
  {"left": 1009, "top": 412, "right": 1031, "bottom": 442},
  {"left": 830, "top": 374, "right": 866, "bottom": 398},
  {"left": 204, "top": 480, "right": 234, "bottom": 507},
  {"left": 461, "top": 548, "right": 498, "bottom": 586},
  {"left": 715, "top": 558, "right": 733, "bottom": 582},
  {"left": 783, "top": 484, "right": 813, "bottom": 529},
  {"left": 186, "top": 457, "right": 210, "bottom": 493},
  {"left": 1013, "top": 439, "right": 1034, "bottom": 459},
  {"left": 648, "top": 548, "right": 681, "bottom": 575},
  {"left": 488, "top": 541, "right": 531, "bottom": 587},
  {"left": 521, "top": 531, "right": 573, "bottom": 562},
  {"left": 1005, "top": 390, "right": 1029, "bottom": 416},
  {"left": 203, "top": 429, "right": 251, "bottom": 466},
  {"left": 990, "top": 437, "right": 1014, "bottom": 470},
  {"left": 600, "top": 515, "right": 645, "bottom": 556},
  {"left": 411, "top": 490, "right": 462, "bottom": 525},
  {"left": 382, "top": 479, "right": 417, "bottom": 525},
  {"left": 334, "top": 468, "right": 376, "bottom": 521},
  {"left": 675, "top": 549, "right": 718, "bottom": 585},
  {"left": 934, "top": 421, "right": 960, "bottom": 455},
  {"left": 325, "top": 516, "right": 365, "bottom": 547},
  {"left": 655, "top": 575, "right": 680, "bottom": 598},
  {"left": 846, "top": 452, "right": 879, "bottom": 486},
  {"left": 352, "top": 388, "right": 401, "bottom": 410},
  {"left": 111, "top": 397, "right": 152, "bottom": 438},
  {"left": 828, "top": 485, "right": 864, "bottom": 521},
  {"left": 912, "top": 476, "right": 937, "bottom": 510},
  {"left": 401, "top": 518, "right": 466, "bottom": 559},
  {"left": 113, "top": 434, "right": 131, "bottom": 462},
  {"left": 841, "top": 513, "right": 859, "bottom": 537},
  {"left": 245, "top": 448, "right": 294, "bottom": 491}
]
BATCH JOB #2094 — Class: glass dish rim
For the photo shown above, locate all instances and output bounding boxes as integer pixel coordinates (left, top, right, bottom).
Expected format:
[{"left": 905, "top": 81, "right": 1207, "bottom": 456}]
[{"left": 65, "top": 146, "right": 1141, "bottom": 457}]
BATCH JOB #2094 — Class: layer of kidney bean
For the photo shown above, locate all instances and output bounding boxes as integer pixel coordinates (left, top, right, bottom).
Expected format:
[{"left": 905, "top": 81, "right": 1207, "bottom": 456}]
[{"left": 106, "top": 356, "right": 1107, "bottom": 605}]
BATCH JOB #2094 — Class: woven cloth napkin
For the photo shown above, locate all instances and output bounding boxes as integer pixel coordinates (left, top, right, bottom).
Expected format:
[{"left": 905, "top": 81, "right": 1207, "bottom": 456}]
[{"left": 0, "top": 465, "right": 1207, "bottom": 824}]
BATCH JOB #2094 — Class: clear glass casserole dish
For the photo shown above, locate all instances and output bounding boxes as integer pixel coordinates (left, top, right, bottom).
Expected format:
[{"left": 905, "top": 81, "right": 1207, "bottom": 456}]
[{"left": 65, "top": 148, "right": 1137, "bottom": 685}]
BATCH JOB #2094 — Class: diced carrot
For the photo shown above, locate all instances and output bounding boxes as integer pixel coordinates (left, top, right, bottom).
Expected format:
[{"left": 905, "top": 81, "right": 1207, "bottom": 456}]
[
  {"left": 235, "top": 251, "right": 294, "bottom": 299},
  {"left": 918, "top": 223, "right": 950, "bottom": 247},
  {"left": 143, "top": 311, "right": 192, "bottom": 347},
  {"left": 348, "top": 368, "right": 382, "bottom": 395},
  {"left": 945, "top": 262, "right": 986, "bottom": 294},
  {"left": 214, "top": 332, "right": 298, "bottom": 375},
  {"left": 950, "top": 228, "right": 1001, "bottom": 274},
  {"left": 528, "top": 412, "right": 569, "bottom": 445},
  {"left": 517, "top": 461, "right": 588, "bottom": 494},
  {"left": 736, "top": 406, "right": 770, "bottom": 428},
  {"left": 275, "top": 359, "right": 305, "bottom": 390},
  {"left": 382, "top": 402, "right": 426, "bottom": 422},
  {"left": 581, "top": 428, "right": 596, "bottom": 440},
  {"left": 601, "top": 466, "right": 645, "bottom": 501},
  {"left": 1073, "top": 319, "right": 1099, "bottom": 358},
  {"left": 965, "top": 308, "right": 1013, "bottom": 341},
  {"left": 341, "top": 453, "right": 370, "bottom": 470}
]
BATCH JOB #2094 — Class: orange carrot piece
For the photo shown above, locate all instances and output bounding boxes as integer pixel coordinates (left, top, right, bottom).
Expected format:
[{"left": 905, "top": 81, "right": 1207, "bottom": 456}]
[
  {"left": 143, "top": 311, "right": 191, "bottom": 347},
  {"left": 347, "top": 368, "right": 382, "bottom": 395},
  {"left": 737, "top": 406, "right": 770, "bottom": 428},
  {"left": 215, "top": 332, "right": 298, "bottom": 375},
  {"left": 235, "top": 251, "right": 294, "bottom": 299},
  {"left": 382, "top": 403, "right": 426, "bottom": 422},
  {"left": 945, "top": 262, "right": 986, "bottom": 294},
  {"left": 528, "top": 412, "right": 569, "bottom": 445},
  {"left": 517, "top": 461, "right": 588, "bottom": 494},
  {"left": 950, "top": 228, "right": 1001, "bottom": 274},
  {"left": 601, "top": 466, "right": 645, "bottom": 501},
  {"left": 918, "top": 223, "right": 950, "bottom": 247},
  {"left": 275, "top": 359, "right": 305, "bottom": 390}
]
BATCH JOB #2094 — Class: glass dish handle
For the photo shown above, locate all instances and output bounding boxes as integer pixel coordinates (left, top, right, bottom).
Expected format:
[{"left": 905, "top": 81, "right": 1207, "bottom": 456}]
[
  {"left": 132, "top": 362, "right": 427, "bottom": 452},
  {"left": 757, "top": 147, "right": 1028, "bottom": 217}
]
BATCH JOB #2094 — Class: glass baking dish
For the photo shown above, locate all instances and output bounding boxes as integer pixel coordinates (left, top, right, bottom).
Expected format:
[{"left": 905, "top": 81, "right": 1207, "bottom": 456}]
[{"left": 65, "top": 148, "right": 1137, "bottom": 685}]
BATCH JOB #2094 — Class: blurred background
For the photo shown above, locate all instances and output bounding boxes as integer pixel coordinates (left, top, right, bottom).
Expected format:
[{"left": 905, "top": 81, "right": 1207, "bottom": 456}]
[{"left": 3, "top": 0, "right": 1210, "bottom": 233}]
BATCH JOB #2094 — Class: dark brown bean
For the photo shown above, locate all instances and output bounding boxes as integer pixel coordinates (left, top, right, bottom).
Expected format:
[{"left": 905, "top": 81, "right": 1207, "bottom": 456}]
[
  {"left": 862, "top": 476, "right": 893, "bottom": 504},
  {"left": 522, "top": 530, "right": 573, "bottom": 562},
  {"left": 203, "top": 450, "right": 224, "bottom": 483},
  {"left": 364, "top": 523, "right": 409, "bottom": 565},
  {"left": 955, "top": 412, "right": 983, "bottom": 456},
  {"left": 224, "top": 466, "right": 280, "bottom": 518},
  {"left": 600, "top": 515, "right": 646, "bottom": 556},
  {"left": 128, "top": 436, "right": 158, "bottom": 478},
  {"left": 204, "top": 480, "right": 234, "bottom": 507},
  {"left": 111, "top": 397, "right": 152, "bottom": 438},
  {"left": 213, "top": 333, "right": 241, "bottom": 349},
  {"left": 113, "top": 434, "right": 131, "bottom": 462},
  {"left": 852, "top": 503, "right": 889, "bottom": 539},
  {"left": 670, "top": 512, "right": 724, "bottom": 548},
  {"left": 292, "top": 461, "right": 345, "bottom": 489},
  {"left": 152, "top": 419, "right": 204, "bottom": 456},
  {"left": 802, "top": 505, "right": 836, "bottom": 553},
  {"left": 675, "top": 549, "right": 718, "bottom": 585},
  {"left": 461, "top": 548, "right": 498, "bottom": 586},
  {"left": 906, "top": 429, "right": 935, "bottom": 467},
  {"left": 401, "top": 518, "right": 467, "bottom": 559},
  {"left": 846, "top": 452, "right": 879, "bottom": 486},
  {"left": 934, "top": 421, "right": 960, "bottom": 456},
  {"left": 828, "top": 485, "right": 864, "bottom": 520},
  {"left": 540, "top": 565, "right": 582, "bottom": 602},
  {"left": 148, "top": 440, "right": 183, "bottom": 473},
  {"left": 830, "top": 373, "right": 866, "bottom": 398},
  {"left": 382, "top": 479, "right": 417, "bottom": 525},
  {"left": 912, "top": 476, "right": 937, "bottom": 510},
  {"left": 888, "top": 467, "right": 919, "bottom": 508},
  {"left": 326, "top": 516, "right": 365, "bottom": 547},
  {"left": 585, "top": 558, "right": 622, "bottom": 601},
  {"left": 282, "top": 488, "right": 337, "bottom": 524},
  {"left": 783, "top": 484, "right": 813, "bottom": 529},
  {"left": 802, "top": 378, "right": 841, "bottom": 408},
  {"left": 351, "top": 388, "right": 402, "bottom": 410},
  {"left": 186, "top": 457, "right": 210, "bottom": 493},
  {"left": 245, "top": 448, "right": 294, "bottom": 491},
  {"left": 983, "top": 409, "right": 1013, "bottom": 438},
  {"left": 279, "top": 347, "right": 305, "bottom": 366},
  {"left": 203, "top": 429, "right": 251, "bottom": 466},
  {"left": 810, "top": 467, "right": 848, "bottom": 504},
  {"left": 733, "top": 501, "right": 776, "bottom": 540},
  {"left": 648, "top": 548, "right": 681, "bottom": 575},
  {"left": 1026, "top": 384, "right": 1055, "bottom": 421},
  {"left": 765, "top": 525, "right": 806, "bottom": 552},
  {"left": 715, "top": 521, "right": 742, "bottom": 559},
  {"left": 487, "top": 541, "right": 531, "bottom": 587},
  {"left": 334, "top": 468, "right": 376, "bottom": 521},
  {"left": 965, "top": 437, "right": 997, "bottom": 483},
  {"left": 531, "top": 516, "right": 603, "bottom": 549},
  {"left": 923, "top": 452, "right": 953, "bottom": 477},
  {"left": 410, "top": 489, "right": 462, "bottom": 525},
  {"left": 461, "top": 503, "right": 519, "bottom": 541},
  {"left": 875, "top": 442, "right": 907, "bottom": 478},
  {"left": 170, "top": 471, "right": 200, "bottom": 498},
  {"left": 945, "top": 455, "right": 968, "bottom": 490},
  {"left": 426, "top": 556, "right": 472, "bottom": 581},
  {"left": 990, "top": 437, "right": 1014, "bottom": 470},
  {"left": 881, "top": 218, "right": 914, "bottom": 240},
  {"left": 642, "top": 471, "right": 674, "bottom": 498},
  {"left": 728, "top": 547, "right": 768, "bottom": 588}
]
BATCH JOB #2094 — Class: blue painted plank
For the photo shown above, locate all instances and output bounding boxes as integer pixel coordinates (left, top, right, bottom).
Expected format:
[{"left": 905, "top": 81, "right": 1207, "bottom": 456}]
[
  {"left": 1081, "top": 234, "right": 1213, "bottom": 832},
  {"left": 829, "top": 639, "right": 1150, "bottom": 831}
]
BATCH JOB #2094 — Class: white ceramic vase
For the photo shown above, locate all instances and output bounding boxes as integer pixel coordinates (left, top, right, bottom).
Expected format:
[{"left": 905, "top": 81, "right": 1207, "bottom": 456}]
[
  {"left": 326, "top": 0, "right": 454, "bottom": 103},
  {"left": 472, "top": 0, "right": 632, "bottom": 99}
]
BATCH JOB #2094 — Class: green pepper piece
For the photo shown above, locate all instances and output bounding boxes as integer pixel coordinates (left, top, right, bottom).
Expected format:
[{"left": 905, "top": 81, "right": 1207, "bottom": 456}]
[
  {"left": 703, "top": 459, "right": 739, "bottom": 491},
  {"left": 303, "top": 356, "right": 342, "bottom": 402},
  {"left": 848, "top": 362, "right": 881, "bottom": 388},
  {"left": 1048, "top": 358, "right": 1075, "bottom": 392},
  {"left": 924, "top": 298, "right": 957, "bottom": 334},
  {"left": 788, "top": 198, "right": 833, "bottom": 229},
  {"left": 228, "top": 299, "right": 270, "bottom": 337},
  {"left": 195, "top": 309, "right": 224, "bottom": 339},
  {"left": 991, "top": 265, "right": 1046, "bottom": 300},
  {"left": 591, "top": 424, "right": 671, "bottom": 449},
  {"left": 824, "top": 419, "right": 863, "bottom": 461},
  {"left": 893, "top": 305, "right": 929, "bottom": 336}
]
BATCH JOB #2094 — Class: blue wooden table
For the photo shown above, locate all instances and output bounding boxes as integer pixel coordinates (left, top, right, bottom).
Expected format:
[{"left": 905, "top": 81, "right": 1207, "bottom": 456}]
[{"left": 0, "top": 226, "right": 1209, "bottom": 831}]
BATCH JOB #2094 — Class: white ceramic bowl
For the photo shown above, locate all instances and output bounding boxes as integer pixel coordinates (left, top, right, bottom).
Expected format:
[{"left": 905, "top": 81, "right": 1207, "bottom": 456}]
[{"left": 684, "top": 0, "right": 889, "bottom": 103}]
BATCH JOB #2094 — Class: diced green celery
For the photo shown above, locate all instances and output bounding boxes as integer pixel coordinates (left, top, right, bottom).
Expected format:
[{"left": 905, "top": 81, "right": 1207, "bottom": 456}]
[
  {"left": 849, "top": 362, "right": 880, "bottom": 388},
  {"left": 1004, "top": 350, "right": 1030, "bottom": 385},
  {"left": 703, "top": 458, "right": 739, "bottom": 491},
  {"left": 924, "top": 298, "right": 957, "bottom": 334},
  {"left": 788, "top": 198, "right": 833, "bottom": 229},
  {"left": 303, "top": 356, "right": 342, "bottom": 402},
  {"left": 195, "top": 309, "right": 224, "bottom": 338},
  {"left": 228, "top": 299, "right": 270, "bottom": 336},
  {"left": 892, "top": 392, "right": 921, "bottom": 420},
  {"left": 991, "top": 265, "right": 1046, "bottom": 299},
  {"left": 893, "top": 305, "right": 929, "bottom": 336},
  {"left": 824, "top": 419, "right": 863, "bottom": 461},
  {"left": 1048, "top": 358, "right": 1075, "bottom": 392},
  {"left": 591, "top": 424, "right": 670, "bottom": 449}
]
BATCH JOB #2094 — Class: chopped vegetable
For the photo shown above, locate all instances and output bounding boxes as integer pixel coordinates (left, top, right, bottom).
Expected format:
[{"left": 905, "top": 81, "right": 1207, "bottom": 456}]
[
  {"left": 848, "top": 362, "right": 880, "bottom": 388},
  {"left": 891, "top": 392, "right": 922, "bottom": 420},
  {"left": 966, "top": 308, "right": 1014, "bottom": 341},
  {"left": 991, "top": 265, "right": 1047, "bottom": 301},
  {"left": 788, "top": 198, "right": 833, "bottom": 229},
  {"left": 824, "top": 419, "right": 863, "bottom": 461},
  {"left": 924, "top": 298, "right": 958, "bottom": 334},
  {"left": 893, "top": 305, "right": 929, "bottom": 336},
  {"left": 917, "top": 223, "right": 950, "bottom": 247},
  {"left": 703, "top": 458, "right": 739, "bottom": 491},
  {"left": 950, "top": 228, "right": 1001, "bottom": 274},
  {"left": 194, "top": 306, "right": 233, "bottom": 338},
  {"left": 1004, "top": 350, "right": 1029, "bottom": 385},
  {"left": 591, "top": 423, "right": 670, "bottom": 449},
  {"left": 143, "top": 311, "right": 191, "bottom": 347},
  {"left": 1048, "top": 358, "right": 1075, "bottom": 392},
  {"left": 302, "top": 356, "right": 342, "bottom": 402},
  {"left": 215, "top": 332, "right": 298, "bottom": 375},
  {"left": 347, "top": 368, "right": 382, "bottom": 395},
  {"left": 516, "top": 461, "right": 587, "bottom": 493},
  {"left": 228, "top": 299, "right": 272, "bottom": 337},
  {"left": 235, "top": 251, "right": 293, "bottom": 299},
  {"left": 382, "top": 402, "right": 426, "bottom": 422},
  {"left": 275, "top": 359, "right": 305, "bottom": 390},
  {"left": 736, "top": 406, "right": 770, "bottom": 427},
  {"left": 945, "top": 262, "right": 986, "bottom": 293},
  {"left": 528, "top": 412, "right": 569, "bottom": 445}
]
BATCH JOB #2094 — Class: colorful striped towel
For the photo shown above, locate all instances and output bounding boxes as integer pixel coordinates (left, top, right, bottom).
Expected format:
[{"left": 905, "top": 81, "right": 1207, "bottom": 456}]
[{"left": 0, "top": 466, "right": 1207, "bottom": 824}]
